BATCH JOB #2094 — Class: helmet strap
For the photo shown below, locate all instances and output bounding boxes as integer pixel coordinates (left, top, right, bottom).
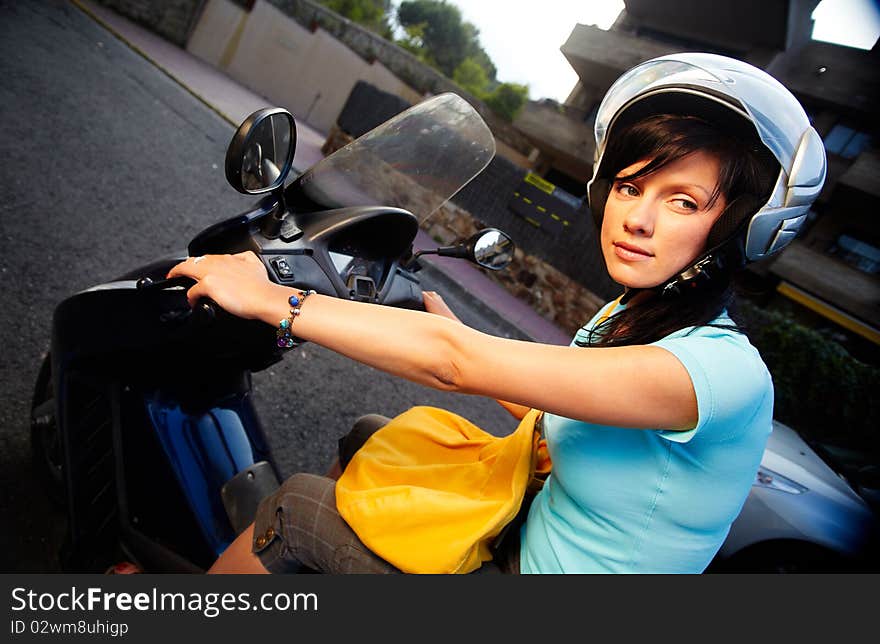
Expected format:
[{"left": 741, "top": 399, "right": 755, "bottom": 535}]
[{"left": 657, "top": 251, "right": 726, "bottom": 299}]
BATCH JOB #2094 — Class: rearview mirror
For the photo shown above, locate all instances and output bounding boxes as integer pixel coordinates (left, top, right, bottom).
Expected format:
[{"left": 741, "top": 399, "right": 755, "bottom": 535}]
[
  {"left": 225, "top": 108, "right": 296, "bottom": 194},
  {"left": 469, "top": 229, "right": 515, "bottom": 270},
  {"left": 412, "top": 228, "right": 515, "bottom": 271}
]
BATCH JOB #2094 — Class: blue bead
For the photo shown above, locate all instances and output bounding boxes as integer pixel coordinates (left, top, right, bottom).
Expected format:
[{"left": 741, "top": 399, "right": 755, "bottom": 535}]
[
  {"left": 285, "top": 338, "right": 296, "bottom": 348},
  {"left": 288, "top": 295, "right": 300, "bottom": 307},
  {"left": 280, "top": 318, "right": 291, "bottom": 329}
]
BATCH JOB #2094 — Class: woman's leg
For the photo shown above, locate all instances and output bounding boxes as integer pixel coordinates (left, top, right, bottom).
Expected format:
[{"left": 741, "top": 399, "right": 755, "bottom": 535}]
[
  {"left": 207, "top": 524, "right": 269, "bottom": 574},
  {"left": 208, "top": 414, "right": 399, "bottom": 574},
  {"left": 209, "top": 472, "right": 400, "bottom": 574}
]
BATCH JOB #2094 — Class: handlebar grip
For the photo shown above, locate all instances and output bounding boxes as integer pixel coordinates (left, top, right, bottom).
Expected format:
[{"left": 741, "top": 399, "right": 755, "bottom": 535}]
[
  {"left": 136, "top": 276, "right": 219, "bottom": 324},
  {"left": 193, "top": 298, "right": 218, "bottom": 323},
  {"left": 136, "top": 275, "right": 195, "bottom": 290}
]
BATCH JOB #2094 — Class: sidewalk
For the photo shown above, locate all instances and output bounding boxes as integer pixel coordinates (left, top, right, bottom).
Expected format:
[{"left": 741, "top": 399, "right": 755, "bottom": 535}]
[
  {"left": 76, "top": 0, "right": 327, "bottom": 170},
  {"left": 76, "top": 0, "right": 571, "bottom": 346}
]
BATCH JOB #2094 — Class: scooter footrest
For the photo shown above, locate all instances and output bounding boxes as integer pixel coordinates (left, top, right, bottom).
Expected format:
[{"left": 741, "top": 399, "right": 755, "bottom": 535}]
[{"left": 221, "top": 461, "right": 281, "bottom": 536}]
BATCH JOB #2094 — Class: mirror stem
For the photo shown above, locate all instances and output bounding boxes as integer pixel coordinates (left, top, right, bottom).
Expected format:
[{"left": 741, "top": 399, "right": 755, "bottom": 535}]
[
  {"left": 260, "top": 189, "right": 288, "bottom": 239},
  {"left": 260, "top": 212, "right": 283, "bottom": 239},
  {"left": 436, "top": 245, "right": 470, "bottom": 259},
  {"left": 412, "top": 246, "right": 468, "bottom": 260}
]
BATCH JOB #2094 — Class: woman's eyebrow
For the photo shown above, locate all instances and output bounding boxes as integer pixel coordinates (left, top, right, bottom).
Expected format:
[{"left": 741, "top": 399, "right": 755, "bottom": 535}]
[
  {"left": 613, "top": 176, "right": 713, "bottom": 200},
  {"left": 667, "top": 183, "right": 711, "bottom": 199}
]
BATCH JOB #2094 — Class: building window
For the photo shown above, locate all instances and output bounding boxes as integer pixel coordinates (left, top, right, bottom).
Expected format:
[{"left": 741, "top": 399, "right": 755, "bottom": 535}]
[
  {"left": 829, "top": 234, "right": 880, "bottom": 274},
  {"left": 823, "top": 124, "right": 872, "bottom": 159}
]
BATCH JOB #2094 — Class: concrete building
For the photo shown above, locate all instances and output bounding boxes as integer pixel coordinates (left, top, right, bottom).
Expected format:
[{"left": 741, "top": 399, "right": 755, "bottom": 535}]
[{"left": 515, "top": 0, "right": 880, "bottom": 355}]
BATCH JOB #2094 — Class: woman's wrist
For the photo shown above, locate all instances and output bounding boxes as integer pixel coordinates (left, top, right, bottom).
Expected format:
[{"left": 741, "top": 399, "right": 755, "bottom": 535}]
[
  {"left": 257, "top": 282, "right": 302, "bottom": 327},
  {"left": 275, "top": 287, "right": 317, "bottom": 349}
]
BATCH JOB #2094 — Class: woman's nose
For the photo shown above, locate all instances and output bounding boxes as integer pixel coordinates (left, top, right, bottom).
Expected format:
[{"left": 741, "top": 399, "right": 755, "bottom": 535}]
[{"left": 622, "top": 201, "right": 655, "bottom": 236}]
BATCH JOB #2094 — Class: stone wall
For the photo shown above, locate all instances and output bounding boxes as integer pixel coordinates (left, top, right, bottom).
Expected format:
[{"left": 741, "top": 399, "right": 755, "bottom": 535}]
[{"left": 95, "top": 0, "right": 204, "bottom": 46}]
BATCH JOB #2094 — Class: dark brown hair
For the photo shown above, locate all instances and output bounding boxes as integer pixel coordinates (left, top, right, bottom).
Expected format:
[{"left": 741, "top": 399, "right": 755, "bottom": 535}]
[{"left": 581, "top": 114, "right": 777, "bottom": 348}]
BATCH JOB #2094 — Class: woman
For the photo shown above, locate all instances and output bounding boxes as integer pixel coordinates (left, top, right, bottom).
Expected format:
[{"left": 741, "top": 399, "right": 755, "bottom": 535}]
[{"left": 168, "top": 53, "right": 826, "bottom": 573}]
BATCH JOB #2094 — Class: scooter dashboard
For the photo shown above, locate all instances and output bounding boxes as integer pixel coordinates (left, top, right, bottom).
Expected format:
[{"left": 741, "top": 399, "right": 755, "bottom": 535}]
[
  {"left": 253, "top": 206, "right": 422, "bottom": 307},
  {"left": 327, "top": 244, "right": 387, "bottom": 287}
]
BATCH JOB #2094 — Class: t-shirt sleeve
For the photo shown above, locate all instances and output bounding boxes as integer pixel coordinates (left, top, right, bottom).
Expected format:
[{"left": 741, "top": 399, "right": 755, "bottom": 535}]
[{"left": 651, "top": 329, "right": 772, "bottom": 443}]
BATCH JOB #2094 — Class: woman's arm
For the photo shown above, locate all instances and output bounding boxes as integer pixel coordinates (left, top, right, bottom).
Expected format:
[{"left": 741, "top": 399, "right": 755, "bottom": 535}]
[
  {"left": 423, "top": 291, "right": 531, "bottom": 421},
  {"left": 168, "top": 253, "right": 696, "bottom": 430}
]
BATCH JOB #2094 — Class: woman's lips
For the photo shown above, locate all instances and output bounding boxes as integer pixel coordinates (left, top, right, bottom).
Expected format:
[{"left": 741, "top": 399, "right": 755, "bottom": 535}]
[{"left": 613, "top": 241, "right": 653, "bottom": 261}]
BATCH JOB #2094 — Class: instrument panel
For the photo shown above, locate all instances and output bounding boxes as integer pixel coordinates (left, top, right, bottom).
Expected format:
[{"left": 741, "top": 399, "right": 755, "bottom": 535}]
[{"left": 327, "top": 238, "right": 389, "bottom": 287}]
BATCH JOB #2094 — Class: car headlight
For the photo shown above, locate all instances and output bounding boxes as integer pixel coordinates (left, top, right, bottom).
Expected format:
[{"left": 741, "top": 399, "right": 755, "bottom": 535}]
[{"left": 754, "top": 466, "right": 808, "bottom": 494}]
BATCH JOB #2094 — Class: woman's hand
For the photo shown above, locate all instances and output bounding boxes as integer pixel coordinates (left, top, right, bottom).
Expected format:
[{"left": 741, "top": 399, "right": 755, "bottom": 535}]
[
  {"left": 423, "top": 291, "right": 462, "bottom": 324},
  {"left": 166, "top": 251, "right": 280, "bottom": 321}
]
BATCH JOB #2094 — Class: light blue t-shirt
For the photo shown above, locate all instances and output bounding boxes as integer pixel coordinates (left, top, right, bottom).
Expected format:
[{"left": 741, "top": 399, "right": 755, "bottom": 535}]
[{"left": 519, "top": 299, "right": 773, "bottom": 573}]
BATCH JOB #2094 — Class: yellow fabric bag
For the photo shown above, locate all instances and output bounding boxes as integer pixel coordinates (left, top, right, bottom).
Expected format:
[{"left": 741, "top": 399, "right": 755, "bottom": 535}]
[{"left": 335, "top": 406, "right": 546, "bottom": 574}]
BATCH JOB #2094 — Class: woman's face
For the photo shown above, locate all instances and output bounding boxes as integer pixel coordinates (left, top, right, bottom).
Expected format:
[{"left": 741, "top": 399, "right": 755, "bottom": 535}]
[{"left": 600, "top": 150, "right": 727, "bottom": 289}]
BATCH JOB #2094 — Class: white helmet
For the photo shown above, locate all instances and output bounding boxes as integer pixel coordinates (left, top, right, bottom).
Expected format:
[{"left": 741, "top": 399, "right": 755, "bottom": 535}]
[{"left": 587, "top": 53, "right": 826, "bottom": 291}]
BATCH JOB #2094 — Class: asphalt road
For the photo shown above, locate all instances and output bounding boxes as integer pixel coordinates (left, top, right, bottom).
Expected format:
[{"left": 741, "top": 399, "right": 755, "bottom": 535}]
[{"left": 0, "top": 1, "right": 524, "bottom": 572}]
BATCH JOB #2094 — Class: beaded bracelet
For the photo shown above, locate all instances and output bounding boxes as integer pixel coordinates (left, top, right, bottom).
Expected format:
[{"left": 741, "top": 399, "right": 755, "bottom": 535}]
[{"left": 276, "top": 289, "right": 316, "bottom": 349}]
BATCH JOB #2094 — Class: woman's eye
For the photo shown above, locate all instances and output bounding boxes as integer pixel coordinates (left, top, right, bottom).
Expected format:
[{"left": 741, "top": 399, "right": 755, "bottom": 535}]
[
  {"left": 672, "top": 198, "right": 699, "bottom": 212},
  {"left": 616, "top": 183, "right": 639, "bottom": 197}
]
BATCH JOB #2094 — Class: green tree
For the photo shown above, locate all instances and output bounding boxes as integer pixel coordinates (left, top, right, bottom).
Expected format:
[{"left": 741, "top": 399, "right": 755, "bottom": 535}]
[
  {"left": 484, "top": 82, "right": 529, "bottom": 122},
  {"left": 452, "top": 57, "right": 489, "bottom": 96},
  {"left": 396, "top": 21, "right": 432, "bottom": 62},
  {"left": 397, "top": 0, "right": 491, "bottom": 78},
  {"left": 320, "top": 0, "right": 393, "bottom": 37},
  {"left": 461, "top": 22, "right": 496, "bottom": 82},
  {"left": 394, "top": 1, "right": 527, "bottom": 120}
]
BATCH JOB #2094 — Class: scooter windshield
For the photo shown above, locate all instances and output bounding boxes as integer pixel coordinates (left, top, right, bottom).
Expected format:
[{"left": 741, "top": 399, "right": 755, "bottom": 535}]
[{"left": 290, "top": 93, "right": 495, "bottom": 223}]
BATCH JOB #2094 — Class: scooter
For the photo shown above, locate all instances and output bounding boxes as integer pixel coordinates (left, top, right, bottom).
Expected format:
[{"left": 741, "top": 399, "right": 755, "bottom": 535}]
[{"left": 30, "top": 94, "right": 516, "bottom": 573}]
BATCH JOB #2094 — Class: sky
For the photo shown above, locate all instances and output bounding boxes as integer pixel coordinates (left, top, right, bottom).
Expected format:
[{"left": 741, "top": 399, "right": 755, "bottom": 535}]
[{"left": 423, "top": 0, "right": 880, "bottom": 102}]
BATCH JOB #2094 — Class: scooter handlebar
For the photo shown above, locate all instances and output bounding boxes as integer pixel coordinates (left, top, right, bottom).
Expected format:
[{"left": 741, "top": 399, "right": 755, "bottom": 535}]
[{"left": 136, "top": 275, "right": 219, "bottom": 325}]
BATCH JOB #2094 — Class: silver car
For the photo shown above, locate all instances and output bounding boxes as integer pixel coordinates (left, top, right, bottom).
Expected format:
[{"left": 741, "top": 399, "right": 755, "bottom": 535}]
[{"left": 709, "top": 420, "right": 879, "bottom": 572}]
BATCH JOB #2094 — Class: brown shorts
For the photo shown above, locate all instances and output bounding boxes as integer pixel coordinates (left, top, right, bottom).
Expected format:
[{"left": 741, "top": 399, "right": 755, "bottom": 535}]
[{"left": 252, "top": 414, "right": 523, "bottom": 574}]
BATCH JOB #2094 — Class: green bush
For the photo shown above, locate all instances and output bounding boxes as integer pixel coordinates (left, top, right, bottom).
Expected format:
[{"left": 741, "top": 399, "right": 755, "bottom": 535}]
[
  {"left": 452, "top": 57, "right": 489, "bottom": 97},
  {"left": 735, "top": 299, "right": 880, "bottom": 455},
  {"left": 483, "top": 82, "right": 528, "bottom": 122}
]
